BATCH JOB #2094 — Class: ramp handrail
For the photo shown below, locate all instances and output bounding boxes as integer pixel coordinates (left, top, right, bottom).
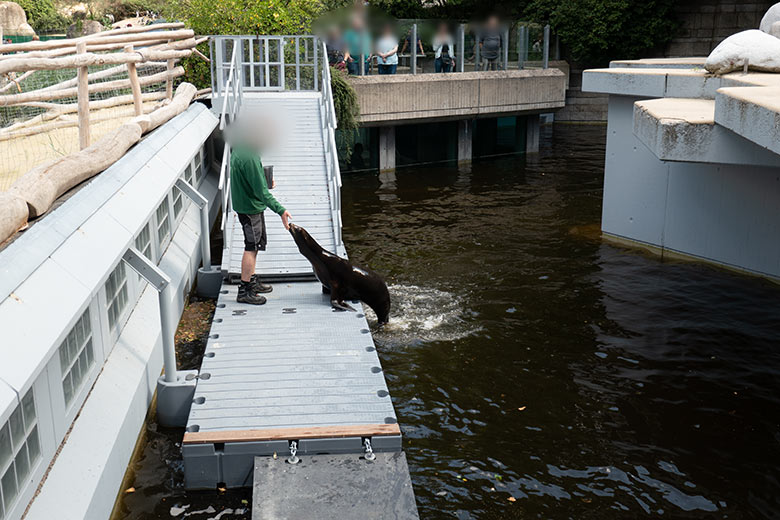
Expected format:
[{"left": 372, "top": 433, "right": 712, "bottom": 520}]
[
  {"left": 218, "top": 43, "right": 242, "bottom": 248},
  {"left": 319, "top": 41, "right": 343, "bottom": 249}
]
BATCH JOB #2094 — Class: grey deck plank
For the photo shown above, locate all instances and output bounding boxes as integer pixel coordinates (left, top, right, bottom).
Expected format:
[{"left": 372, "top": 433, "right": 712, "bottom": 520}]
[{"left": 187, "top": 282, "right": 397, "bottom": 435}]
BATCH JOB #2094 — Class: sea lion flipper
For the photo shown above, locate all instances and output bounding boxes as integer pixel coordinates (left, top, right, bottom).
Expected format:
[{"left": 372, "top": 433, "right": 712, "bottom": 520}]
[{"left": 331, "top": 298, "right": 356, "bottom": 313}]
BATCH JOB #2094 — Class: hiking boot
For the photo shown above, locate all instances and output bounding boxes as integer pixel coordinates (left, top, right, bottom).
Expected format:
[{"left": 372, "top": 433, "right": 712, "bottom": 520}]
[
  {"left": 237, "top": 282, "right": 267, "bottom": 305},
  {"left": 251, "top": 274, "right": 273, "bottom": 294}
]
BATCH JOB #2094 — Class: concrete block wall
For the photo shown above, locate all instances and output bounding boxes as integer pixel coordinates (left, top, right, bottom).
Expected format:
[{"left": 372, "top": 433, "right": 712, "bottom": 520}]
[
  {"left": 555, "top": 69, "right": 609, "bottom": 122},
  {"left": 665, "top": 0, "right": 775, "bottom": 57}
]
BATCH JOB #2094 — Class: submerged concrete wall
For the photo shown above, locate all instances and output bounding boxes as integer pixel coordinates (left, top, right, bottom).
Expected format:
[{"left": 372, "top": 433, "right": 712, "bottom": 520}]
[
  {"left": 584, "top": 60, "right": 780, "bottom": 280},
  {"left": 351, "top": 69, "right": 566, "bottom": 126}
]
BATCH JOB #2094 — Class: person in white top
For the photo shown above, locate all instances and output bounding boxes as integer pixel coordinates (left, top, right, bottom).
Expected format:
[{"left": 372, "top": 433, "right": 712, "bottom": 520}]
[
  {"left": 375, "top": 24, "right": 399, "bottom": 75},
  {"left": 432, "top": 22, "right": 455, "bottom": 73}
]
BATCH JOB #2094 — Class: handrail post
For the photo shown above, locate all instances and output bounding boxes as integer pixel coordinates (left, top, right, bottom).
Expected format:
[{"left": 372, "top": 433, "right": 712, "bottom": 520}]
[
  {"left": 411, "top": 23, "right": 417, "bottom": 75},
  {"left": 122, "top": 247, "right": 198, "bottom": 427},
  {"left": 543, "top": 24, "right": 550, "bottom": 69},
  {"left": 517, "top": 26, "right": 526, "bottom": 70},
  {"left": 502, "top": 27, "right": 509, "bottom": 70},
  {"left": 458, "top": 24, "right": 465, "bottom": 73},
  {"left": 175, "top": 178, "right": 222, "bottom": 298},
  {"left": 314, "top": 36, "right": 319, "bottom": 91}
]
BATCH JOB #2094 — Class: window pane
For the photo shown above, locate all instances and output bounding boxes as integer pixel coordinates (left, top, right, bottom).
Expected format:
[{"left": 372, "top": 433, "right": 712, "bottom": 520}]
[
  {"left": 1, "top": 463, "right": 17, "bottom": 508},
  {"left": 13, "top": 449, "right": 28, "bottom": 486},
  {"left": 0, "top": 424, "right": 11, "bottom": 471},
  {"left": 8, "top": 410, "right": 22, "bottom": 451},
  {"left": 26, "top": 427, "right": 40, "bottom": 464},
  {"left": 21, "top": 392, "right": 34, "bottom": 429}
]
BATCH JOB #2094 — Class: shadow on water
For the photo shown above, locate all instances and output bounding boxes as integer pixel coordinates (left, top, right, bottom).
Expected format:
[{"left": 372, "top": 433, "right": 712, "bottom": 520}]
[{"left": 116, "top": 124, "right": 780, "bottom": 519}]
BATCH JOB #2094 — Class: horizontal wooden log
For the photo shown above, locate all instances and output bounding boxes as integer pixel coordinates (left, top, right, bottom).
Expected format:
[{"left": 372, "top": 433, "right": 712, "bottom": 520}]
[
  {"left": 0, "top": 70, "right": 33, "bottom": 94},
  {"left": 18, "top": 91, "right": 166, "bottom": 114},
  {"left": 0, "top": 35, "right": 196, "bottom": 61},
  {"left": 0, "top": 102, "right": 158, "bottom": 141},
  {"left": 0, "top": 45, "right": 193, "bottom": 75},
  {"left": 0, "top": 26, "right": 191, "bottom": 54},
  {"left": 0, "top": 192, "right": 29, "bottom": 245},
  {"left": 9, "top": 122, "right": 143, "bottom": 218},
  {"left": 0, "top": 66, "right": 183, "bottom": 106},
  {"left": 132, "top": 81, "right": 196, "bottom": 133},
  {"left": 38, "top": 60, "right": 166, "bottom": 93}
]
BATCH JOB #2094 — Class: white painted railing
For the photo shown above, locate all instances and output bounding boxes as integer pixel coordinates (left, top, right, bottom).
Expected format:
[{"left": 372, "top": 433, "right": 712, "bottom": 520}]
[
  {"left": 217, "top": 43, "right": 243, "bottom": 252},
  {"left": 319, "top": 41, "right": 343, "bottom": 249},
  {"left": 211, "top": 35, "right": 319, "bottom": 94}
]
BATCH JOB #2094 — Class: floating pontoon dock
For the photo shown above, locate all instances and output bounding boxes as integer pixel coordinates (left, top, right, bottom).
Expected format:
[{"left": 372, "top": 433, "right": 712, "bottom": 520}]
[{"left": 183, "top": 37, "right": 418, "bottom": 518}]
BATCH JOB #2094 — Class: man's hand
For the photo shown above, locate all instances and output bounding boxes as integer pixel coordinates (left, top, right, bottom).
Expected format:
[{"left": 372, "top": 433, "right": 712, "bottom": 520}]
[
  {"left": 271, "top": 179, "right": 277, "bottom": 189},
  {"left": 281, "top": 210, "right": 292, "bottom": 230}
]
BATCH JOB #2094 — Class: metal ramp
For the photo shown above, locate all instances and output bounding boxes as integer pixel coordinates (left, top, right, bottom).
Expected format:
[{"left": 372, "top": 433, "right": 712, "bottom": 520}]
[
  {"left": 184, "top": 36, "right": 418, "bottom": 519},
  {"left": 219, "top": 92, "right": 344, "bottom": 281}
]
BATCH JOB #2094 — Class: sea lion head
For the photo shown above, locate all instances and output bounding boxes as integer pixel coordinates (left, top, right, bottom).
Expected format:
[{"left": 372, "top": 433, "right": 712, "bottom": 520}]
[{"left": 288, "top": 223, "right": 320, "bottom": 256}]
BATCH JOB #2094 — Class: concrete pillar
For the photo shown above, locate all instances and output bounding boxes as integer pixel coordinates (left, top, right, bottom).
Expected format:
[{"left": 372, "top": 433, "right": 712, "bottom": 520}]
[
  {"left": 526, "top": 114, "right": 540, "bottom": 153},
  {"left": 457, "top": 120, "right": 472, "bottom": 165},
  {"left": 379, "top": 126, "right": 396, "bottom": 173}
]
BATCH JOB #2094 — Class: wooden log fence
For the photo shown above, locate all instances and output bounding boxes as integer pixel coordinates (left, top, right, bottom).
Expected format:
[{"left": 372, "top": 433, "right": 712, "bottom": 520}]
[{"left": 0, "top": 26, "right": 204, "bottom": 245}]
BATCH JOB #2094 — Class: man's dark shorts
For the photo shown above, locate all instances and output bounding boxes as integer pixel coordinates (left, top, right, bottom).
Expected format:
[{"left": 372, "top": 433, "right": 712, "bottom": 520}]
[{"left": 238, "top": 212, "right": 267, "bottom": 251}]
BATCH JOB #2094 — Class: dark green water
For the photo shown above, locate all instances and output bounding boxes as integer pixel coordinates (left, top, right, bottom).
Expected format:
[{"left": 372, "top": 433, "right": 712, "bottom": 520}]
[{"left": 117, "top": 124, "right": 780, "bottom": 519}]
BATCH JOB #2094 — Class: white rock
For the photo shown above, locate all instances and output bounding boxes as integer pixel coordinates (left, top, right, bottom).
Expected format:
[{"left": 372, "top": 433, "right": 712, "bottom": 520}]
[
  {"left": 771, "top": 21, "right": 780, "bottom": 39},
  {"left": 760, "top": 2, "right": 780, "bottom": 33},
  {"left": 705, "top": 29, "right": 780, "bottom": 74}
]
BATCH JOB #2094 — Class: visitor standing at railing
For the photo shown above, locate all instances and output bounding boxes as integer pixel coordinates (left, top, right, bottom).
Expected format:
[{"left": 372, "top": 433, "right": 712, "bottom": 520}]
[
  {"left": 226, "top": 112, "right": 292, "bottom": 305},
  {"left": 479, "top": 15, "right": 503, "bottom": 71},
  {"left": 344, "top": 11, "right": 371, "bottom": 75},
  {"left": 432, "top": 22, "right": 455, "bottom": 73},
  {"left": 375, "top": 24, "right": 399, "bottom": 75}
]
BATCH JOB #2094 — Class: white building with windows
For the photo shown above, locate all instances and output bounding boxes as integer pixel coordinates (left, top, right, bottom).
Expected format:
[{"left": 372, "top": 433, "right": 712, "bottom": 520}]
[{"left": 0, "top": 103, "right": 219, "bottom": 520}]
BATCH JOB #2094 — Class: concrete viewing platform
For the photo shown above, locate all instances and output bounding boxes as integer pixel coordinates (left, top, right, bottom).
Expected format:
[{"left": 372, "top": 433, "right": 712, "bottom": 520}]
[{"left": 351, "top": 68, "right": 567, "bottom": 125}]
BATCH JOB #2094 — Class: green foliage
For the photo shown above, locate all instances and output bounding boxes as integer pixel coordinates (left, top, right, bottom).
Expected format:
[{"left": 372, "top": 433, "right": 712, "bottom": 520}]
[
  {"left": 105, "top": 0, "right": 168, "bottom": 20},
  {"left": 16, "top": 0, "right": 67, "bottom": 33},
  {"left": 164, "top": 0, "right": 323, "bottom": 36},
  {"left": 177, "top": 42, "right": 212, "bottom": 89},
  {"left": 524, "top": 0, "right": 679, "bottom": 67},
  {"left": 329, "top": 67, "right": 359, "bottom": 162}
]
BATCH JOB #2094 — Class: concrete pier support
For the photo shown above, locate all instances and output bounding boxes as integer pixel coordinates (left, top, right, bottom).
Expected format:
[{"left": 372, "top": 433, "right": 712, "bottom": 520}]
[
  {"left": 457, "top": 120, "right": 472, "bottom": 165},
  {"left": 379, "top": 126, "right": 396, "bottom": 173},
  {"left": 526, "top": 114, "right": 540, "bottom": 153}
]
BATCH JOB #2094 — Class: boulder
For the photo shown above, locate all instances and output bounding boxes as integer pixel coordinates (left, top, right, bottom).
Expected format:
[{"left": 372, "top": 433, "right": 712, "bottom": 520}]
[
  {"left": 66, "top": 18, "right": 103, "bottom": 38},
  {"left": 759, "top": 3, "right": 780, "bottom": 33},
  {"left": 0, "top": 1, "right": 34, "bottom": 36},
  {"left": 705, "top": 29, "right": 780, "bottom": 74}
]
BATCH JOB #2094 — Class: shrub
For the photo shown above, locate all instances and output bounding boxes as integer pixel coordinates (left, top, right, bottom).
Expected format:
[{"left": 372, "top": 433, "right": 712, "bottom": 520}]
[
  {"left": 16, "top": 0, "right": 67, "bottom": 33},
  {"left": 524, "top": 0, "right": 679, "bottom": 67},
  {"left": 330, "top": 66, "right": 359, "bottom": 162}
]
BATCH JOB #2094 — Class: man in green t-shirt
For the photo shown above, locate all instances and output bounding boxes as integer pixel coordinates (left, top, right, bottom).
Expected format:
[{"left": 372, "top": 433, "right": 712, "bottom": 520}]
[{"left": 229, "top": 143, "right": 292, "bottom": 305}]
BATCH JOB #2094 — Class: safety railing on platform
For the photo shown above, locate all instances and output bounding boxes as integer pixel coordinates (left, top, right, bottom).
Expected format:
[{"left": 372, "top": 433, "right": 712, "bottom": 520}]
[
  {"left": 319, "top": 41, "right": 343, "bottom": 249},
  {"left": 211, "top": 35, "right": 319, "bottom": 96},
  {"left": 217, "top": 42, "right": 243, "bottom": 252}
]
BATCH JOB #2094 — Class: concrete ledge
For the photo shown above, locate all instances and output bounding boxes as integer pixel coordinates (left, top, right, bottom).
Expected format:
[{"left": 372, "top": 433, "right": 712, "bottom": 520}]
[
  {"left": 610, "top": 57, "right": 707, "bottom": 69},
  {"left": 351, "top": 69, "right": 566, "bottom": 125},
  {"left": 633, "top": 98, "right": 780, "bottom": 167},
  {"left": 715, "top": 86, "right": 780, "bottom": 156}
]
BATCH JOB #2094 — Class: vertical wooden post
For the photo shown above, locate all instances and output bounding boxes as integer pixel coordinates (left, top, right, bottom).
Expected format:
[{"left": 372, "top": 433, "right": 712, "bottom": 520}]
[
  {"left": 124, "top": 44, "right": 143, "bottom": 116},
  {"left": 76, "top": 41, "right": 90, "bottom": 150},
  {"left": 166, "top": 39, "right": 174, "bottom": 99}
]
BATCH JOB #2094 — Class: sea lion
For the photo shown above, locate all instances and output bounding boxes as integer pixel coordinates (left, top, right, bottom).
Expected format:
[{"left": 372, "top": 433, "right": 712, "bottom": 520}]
[{"left": 288, "top": 223, "right": 391, "bottom": 324}]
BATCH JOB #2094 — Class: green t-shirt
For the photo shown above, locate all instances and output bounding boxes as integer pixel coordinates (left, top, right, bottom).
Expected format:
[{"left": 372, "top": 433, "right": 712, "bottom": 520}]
[{"left": 229, "top": 145, "right": 286, "bottom": 216}]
